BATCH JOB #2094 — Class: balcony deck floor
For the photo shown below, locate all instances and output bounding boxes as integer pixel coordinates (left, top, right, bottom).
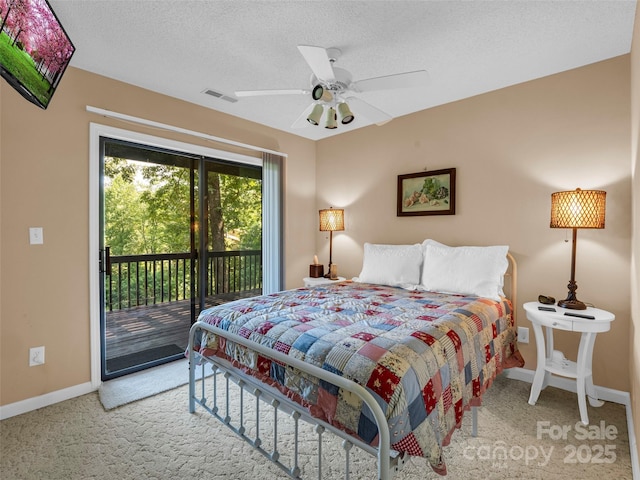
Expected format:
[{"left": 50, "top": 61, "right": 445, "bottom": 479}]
[{"left": 105, "top": 290, "right": 261, "bottom": 361}]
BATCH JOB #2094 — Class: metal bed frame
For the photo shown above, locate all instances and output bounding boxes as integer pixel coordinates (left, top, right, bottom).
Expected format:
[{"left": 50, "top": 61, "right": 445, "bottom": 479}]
[
  {"left": 188, "top": 253, "right": 517, "bottom": 479},
  {"left": 189, "top": 323, "right": 416, "bottom": 479}
]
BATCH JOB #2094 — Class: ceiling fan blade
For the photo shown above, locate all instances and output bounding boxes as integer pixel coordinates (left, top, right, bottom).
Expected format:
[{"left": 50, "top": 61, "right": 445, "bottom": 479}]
[
  {"left": 351, "top": 70, "right": 430, "bottom": 93},
  {"left": 291, "top": 103, "right": 316, "bottom": 129},
  {"left": 297, "top": 45, "right": 336, "bottom": 83},
  {"left": 346, "top": 97, "right": 393, "bottom": 126},
  {"left": 235, "top": 88, "right": 309, "bottom": 97}
]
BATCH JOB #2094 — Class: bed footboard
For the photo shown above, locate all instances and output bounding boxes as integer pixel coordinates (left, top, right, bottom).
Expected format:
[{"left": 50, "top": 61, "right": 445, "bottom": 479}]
[{"left": 188, "top": 320, "right": 408, "bottom": 480}]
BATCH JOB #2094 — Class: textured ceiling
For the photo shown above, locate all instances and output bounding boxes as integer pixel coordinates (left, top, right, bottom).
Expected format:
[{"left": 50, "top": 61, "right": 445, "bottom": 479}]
[{"left": 50, "top": 1, "right": 637, "bottom": 141}]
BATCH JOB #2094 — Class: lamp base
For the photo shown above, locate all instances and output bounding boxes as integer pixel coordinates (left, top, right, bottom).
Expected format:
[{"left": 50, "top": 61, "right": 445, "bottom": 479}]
[
  {"left": 324, "top": 263, "right": 338, "bottom": 280},
  {"left": 558, "top": 279, "right": 587, "bottom": 310},
  {"left": 557, "top": 298, "right": 587, "bottom": 310}
]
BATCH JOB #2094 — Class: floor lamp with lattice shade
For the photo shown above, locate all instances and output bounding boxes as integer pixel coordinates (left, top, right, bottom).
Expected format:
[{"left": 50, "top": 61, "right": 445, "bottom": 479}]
[
  {"left": 319, "top": 208, "right": 344, "bottom": 277},
  {"left": 550, "top": 188, "right": 606, "bottom": 310}
]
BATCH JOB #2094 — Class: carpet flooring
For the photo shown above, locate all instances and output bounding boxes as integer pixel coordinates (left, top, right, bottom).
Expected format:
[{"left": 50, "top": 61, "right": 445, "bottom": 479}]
[{"left": 1, "top": 375, "right": 633, "bottom": 479}]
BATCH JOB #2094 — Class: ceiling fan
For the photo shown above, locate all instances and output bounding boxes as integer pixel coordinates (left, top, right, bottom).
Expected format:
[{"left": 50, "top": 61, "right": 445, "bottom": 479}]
[{"left": 235, "top": 45, "right": 429, "bottom": 129}]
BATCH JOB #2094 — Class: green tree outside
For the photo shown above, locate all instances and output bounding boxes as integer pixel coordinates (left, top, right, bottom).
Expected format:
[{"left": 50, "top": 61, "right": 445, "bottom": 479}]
[
  {"left": 104, "top": 158, "right": 262, "bottom": 255},
  {"left": 104, "top": 157, "right": 262, "bottom": 308}
]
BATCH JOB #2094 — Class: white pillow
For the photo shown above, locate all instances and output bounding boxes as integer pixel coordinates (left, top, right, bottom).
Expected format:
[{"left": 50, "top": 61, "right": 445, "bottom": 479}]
[
  {"left": 420, "top": 243, "right": 509, "bottom": 300},
  {"left": 354, "top": 243, "right": 423, "bottom": 287},
  {"left": 421, "top": 238, "right": 447, "bottom": 251}
]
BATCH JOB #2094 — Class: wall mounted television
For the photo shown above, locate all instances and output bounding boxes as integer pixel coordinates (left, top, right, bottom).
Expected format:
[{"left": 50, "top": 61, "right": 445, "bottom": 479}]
[{"left": 0, "top": 0, "right": 75, "bottom": 109}]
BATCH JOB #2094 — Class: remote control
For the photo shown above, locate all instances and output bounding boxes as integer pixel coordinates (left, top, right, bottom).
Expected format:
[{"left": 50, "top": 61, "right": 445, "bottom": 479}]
[
  {"left": 538, "top": 306, "right": 556, "bottom": 312},
  {"left": 563, "top": 312, "right": 595, "bottom": 320}
]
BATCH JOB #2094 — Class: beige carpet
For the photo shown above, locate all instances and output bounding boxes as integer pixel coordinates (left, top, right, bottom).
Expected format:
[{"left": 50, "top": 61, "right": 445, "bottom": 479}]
[{"left": 0, "top": 375, "right": 632, "bottom": 479}]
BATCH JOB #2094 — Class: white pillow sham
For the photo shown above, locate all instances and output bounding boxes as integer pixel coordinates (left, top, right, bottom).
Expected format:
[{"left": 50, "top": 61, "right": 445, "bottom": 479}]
[
  {"left": 354, "top": 243, "right": 423, "bottom": 288},
  {"left": 420, "top": 242, "right": 509, "bottom": 300}
]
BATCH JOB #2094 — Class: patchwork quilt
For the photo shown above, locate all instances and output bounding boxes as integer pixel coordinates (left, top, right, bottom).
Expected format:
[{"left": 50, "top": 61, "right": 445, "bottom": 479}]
[{"left": 196, "top": 281, "right": 524, "bottom": 474}]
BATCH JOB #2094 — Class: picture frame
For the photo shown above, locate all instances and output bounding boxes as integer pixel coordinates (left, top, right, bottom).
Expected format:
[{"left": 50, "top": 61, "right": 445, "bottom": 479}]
[{"left": 397, "top": 168, "right": 456, "bottom": 216}]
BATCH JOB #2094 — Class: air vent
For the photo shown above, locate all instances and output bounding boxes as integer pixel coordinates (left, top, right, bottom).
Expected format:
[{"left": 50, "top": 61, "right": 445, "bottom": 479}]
[{"left": 202, "top": 88, "right": 238, "bottom": 103}]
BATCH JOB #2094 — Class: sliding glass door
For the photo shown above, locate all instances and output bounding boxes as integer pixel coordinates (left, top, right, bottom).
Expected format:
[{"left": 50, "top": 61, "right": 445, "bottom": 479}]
[{"left": 99, "top": 137, "right": 262, "bottom": 380}]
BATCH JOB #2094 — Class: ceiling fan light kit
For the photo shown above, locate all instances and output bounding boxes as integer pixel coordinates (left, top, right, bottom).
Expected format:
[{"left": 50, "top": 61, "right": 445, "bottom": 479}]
[
  {"left": 325, "top": 107, "right": 337, "bottom": 129},
  {"left": 337, "top": 102, "right": 354, "bottom": 124},
  {"left": 235, "top": 45, "right": 429, "bottom": 131},
  {"left": 307, "top": 104, "right": 324, "bottom": 125},
  {"left": 311, "top": 84, "right": 334, "bottom": 103},
  {"left": 312, "top": 84, "right": 324, "bottom": 101},
  {"left": 308, "top": 100, "right": 354, "bottom": 128}
]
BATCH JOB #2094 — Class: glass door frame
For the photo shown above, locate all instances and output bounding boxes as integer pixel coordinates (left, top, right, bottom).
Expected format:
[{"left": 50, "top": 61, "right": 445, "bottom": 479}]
[
  {"left": 89, "top": 123, "right": 267, "bottom": 387},
  {"left": 98, "top": 137, "right": 201, "bottom": 380}
]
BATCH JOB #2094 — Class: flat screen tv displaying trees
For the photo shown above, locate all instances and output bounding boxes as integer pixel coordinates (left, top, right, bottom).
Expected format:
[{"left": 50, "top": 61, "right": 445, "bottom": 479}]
[{"left": 0, "top": 0, "right": 75, "bottom": 109}]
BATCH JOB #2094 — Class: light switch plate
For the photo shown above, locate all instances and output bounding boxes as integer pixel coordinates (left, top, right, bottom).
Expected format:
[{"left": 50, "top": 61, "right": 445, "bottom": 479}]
[{"left": 29, "top": 227, "right": 43, "bottom": 245}]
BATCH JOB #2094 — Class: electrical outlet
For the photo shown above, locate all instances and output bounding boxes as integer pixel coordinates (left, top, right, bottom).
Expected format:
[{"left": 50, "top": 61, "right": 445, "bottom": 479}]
[
  {"left": 517, "top": 327, "right": 530, "bottom": 344},
  {"left": 29, "top": 346, "right": 45, "bottom": 366}
]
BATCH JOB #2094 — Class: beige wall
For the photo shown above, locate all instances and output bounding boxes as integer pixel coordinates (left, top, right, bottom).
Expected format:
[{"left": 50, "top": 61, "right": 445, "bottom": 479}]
[
  {"left": 316, "top": 56, "right": 632, "bottom": 393},
  {"left": 0, "top": 67, "right": 317, "bottom": 406},
  {"left": 0, "top": 48, "right": 635, "bottom": 426},
  {"left": 630, "top": 0, "right": 640, "bottom": 464}
]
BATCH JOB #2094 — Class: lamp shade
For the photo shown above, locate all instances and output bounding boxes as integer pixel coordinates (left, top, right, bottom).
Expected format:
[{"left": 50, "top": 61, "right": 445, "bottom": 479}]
[
  {"left": 312, "top": 84, "right": 324, "bottom": 101},
  {"left": 338, "top": 102, "right": 354, "bottom": 124},
  {"left": 319, "top": 208, "right": 345, "bottom": 232},
  {"left": 550, "top": 189, "right": 606, "bottom": 229},
  {"left": 307, "top": 104, "right": 323, "bottom": 125},
  {"left": 325, "top": 107, "right": 337, "bottom": 129}
]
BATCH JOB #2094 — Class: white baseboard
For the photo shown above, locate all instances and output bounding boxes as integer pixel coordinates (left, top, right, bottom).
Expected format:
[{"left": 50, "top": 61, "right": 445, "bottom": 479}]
[
  {"left": 0, "top": 382, "right": 96, "bottom": 420},
  {"left": 504, "top": 367, "right": 630, "bottom": 405},
  {"left": 504, "top": 367, "right": 638, "bottom": 480}
]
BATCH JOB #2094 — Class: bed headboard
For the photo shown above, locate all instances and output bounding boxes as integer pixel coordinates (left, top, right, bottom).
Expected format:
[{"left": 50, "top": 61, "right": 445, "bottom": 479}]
[{"left": 505, "top": 252, "right": 517, "bottom": 323}]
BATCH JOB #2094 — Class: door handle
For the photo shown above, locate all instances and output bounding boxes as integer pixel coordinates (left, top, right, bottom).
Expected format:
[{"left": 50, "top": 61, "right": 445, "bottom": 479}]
[
  {"left": 105, "top": 246, "right": 112, "bottom": 276},
  {"left": 100, "top": 247, "right": 112, "bottom": 275}
]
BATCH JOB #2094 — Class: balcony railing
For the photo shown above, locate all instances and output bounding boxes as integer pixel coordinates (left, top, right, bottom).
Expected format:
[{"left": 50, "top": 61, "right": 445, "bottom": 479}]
[{"left": 105, "top": 250, "right": 262, "bottom": 312}]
